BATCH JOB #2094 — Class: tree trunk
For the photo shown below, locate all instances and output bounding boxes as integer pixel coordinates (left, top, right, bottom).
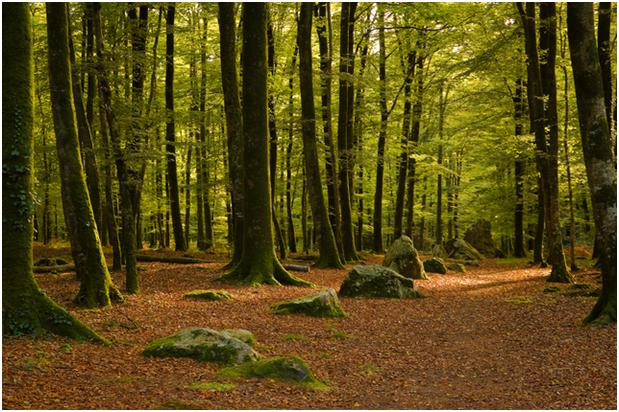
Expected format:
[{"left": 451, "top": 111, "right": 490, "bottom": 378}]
[
  {"left": 435, "top": 81, "right": 449, "bottom": 247},
  {"left": 297, "top": 3, "right": 343, "bottom": 269},
  {"left": 373, "top": 7, "right": 387, "bottom": 253},
  {"left": 517, "top": 2, "right": 571, "bottom": 281},
  {"left": 286, "top": 45, "right": 298, "bottom": 253},
  {"left": 184, "top": 144, "right": 192, "bottom": 246},
  {"left": 513, "top": 78, "right": 526, "bottom": 257},
  {"left": 3, "top": 3, "right": 104, "bottom": 341},
  {"left": 47, "top": 3, "right": 123, "bottom": 307},
  {"left": 222, "top": 3, "right": 311, "bottom": 286},
  {"left": 267, "top": 13, "right": 287, "bottom": 260},
  {"left": 394, "top": 49, "right": 416, "bottom": 239},
  {"left": 337, "top": 2, "right": 359, "bottom": 261},
  {"left": 597, "top": 2, "right": 615, "bottom": 156},
  {"left": 567, "top": 2, "right": 617, "bottom": 324},
  {"left": 218, "top": 3, "right": 244, "bottom": 266},
  {"left": 93, "top": 2, "right": 139, "bottom": 291},
  {"left": 165, "top": 5, "right": 186, "bottom": 251}
]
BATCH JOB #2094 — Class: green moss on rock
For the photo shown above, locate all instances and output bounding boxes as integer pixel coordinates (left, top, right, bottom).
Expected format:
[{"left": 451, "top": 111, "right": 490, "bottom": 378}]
[
  {"left": 221, "top": 329, "right": 256, "bottom": 346},
  {"left": 184, "top": 289, "right": 232, "bottom": 301},
  {"left": 218, "top": 356, "right": 328, "bottom": 390},
  {"left": 142, "top": 327, "right": 260, "bottom": 365},
  {"left": 271, "top": 288, "right": 347, "bottom": 317},
  {"left": 383, "top": 236, "right": 427, "bottom": 280},
  {"left": 447, "top": 262, "right": 466, "bottom": 273},
  {"left": 423, "top": 258, "right": 447, "bottom": 274},
  {"left": 339, "top": 265, "right": 421, "bottom": 299}
]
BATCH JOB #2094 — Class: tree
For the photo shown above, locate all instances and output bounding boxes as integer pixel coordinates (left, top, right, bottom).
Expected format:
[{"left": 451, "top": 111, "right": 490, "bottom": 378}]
[
  {"left": 567, "top": 2, "right": 617, "bottom": 324},
  {"left": 46, "top": 3, "right": 123, "bottom": 307},
  {"left": 222, "top": 3, "right": 312, "bottom": 286},
  {"left": 517, "top": 2, "right": 571, "bottom": 282},
  {"left": 218, "top": 3, "right": 244, "bottom": 268},
  {"left": 513, "top": 78, "right": 527, "bottom": 258},
  {"left": 3, "top": 2, "right": 104, "bottom": 341},
  {"left": 298, "top": 2, "right": 344, "bottom": 269},
  {"left": 165, "top": 5, "right": 186, "bottom": 251},
  {"left": 337, "top": 2, "right": 359, "bottom": 261}
]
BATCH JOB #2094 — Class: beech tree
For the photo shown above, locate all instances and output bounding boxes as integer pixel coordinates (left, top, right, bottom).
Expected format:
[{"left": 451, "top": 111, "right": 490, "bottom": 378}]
[
  {"left": 3, "top": 3, "right": 104, "bottom": 340},
  {"left": 221, "top": 2, "right": 311, "bottom": 286},
  {"left": 567, "top": 2, "right": 616, "bottom": 324}
]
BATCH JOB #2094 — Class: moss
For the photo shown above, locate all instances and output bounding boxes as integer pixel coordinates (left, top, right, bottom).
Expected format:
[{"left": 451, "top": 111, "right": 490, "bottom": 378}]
[
  {"left": 142, "top": 327, "right": 259, "bottom": 365},
  {"left": 282, "top": 333, "right": 307, "bottom": 342},
  {"left": 543, "top": 286, "right": 561, "bottom": 293},
  {"left": 568, "top": 283, "right": 593, "bottom": 290},
  {"left": 271, "top": 289, "right": 347, "bottom": 318},
  {"left": 447, "top": 262, "right": 466, "bottom": 273},
  {"left": 184, "top": 289, "right": 232, "bottom": 301},
  {"left": 218, "top": 356, "right": 328, "bottom": 390},
  {"left": 221, "top": 329, "right": 256, "bottom": 346},
  {"left": 423, "top": 258, "right": 447, "bottom": 274},
  {"left": 360, "top": 363, "right": 382, "bottom": 376},
  {"left": 182, "top": 381, "right": 236, "bottom": 392},
  {"left": 339, "top": 265, "right": 421, "bottom": 299}
]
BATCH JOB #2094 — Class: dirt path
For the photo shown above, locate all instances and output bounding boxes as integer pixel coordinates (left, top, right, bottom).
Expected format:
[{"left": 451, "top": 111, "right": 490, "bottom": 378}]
[{"left": 3, "top": 253, "right": 616, "bottom": 409}]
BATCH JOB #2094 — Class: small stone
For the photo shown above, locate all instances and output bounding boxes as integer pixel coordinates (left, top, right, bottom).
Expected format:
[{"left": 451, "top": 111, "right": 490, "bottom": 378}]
[
  {"left": 142, "top": 327, "right": 260, "bottom": 365},
  {"left": 383, "top": 236, "right": 427, "bottom": 280},
  {"left": 271, "top": 288, "right": 347, "bottom": 317},
  {"left": 447, "top": 262, "right": 466, "bottom": 273},
  {"left": 184, "top": 290, "right": 232, "bottom": 301},
  {"left": 424, "top": 257, "right": 447, "bottom": 274},
  {"left": 339, "top": 265, "right": 421, "bottom": 299}
]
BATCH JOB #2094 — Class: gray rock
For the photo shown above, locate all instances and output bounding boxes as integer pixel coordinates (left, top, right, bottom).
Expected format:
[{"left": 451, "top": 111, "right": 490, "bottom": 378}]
[
  {"left": 271, "top": 288, "right": 347, "bottom": 317},
  {"left": 383, "top": 236, "right": 427, "bottom": 280},
  {"left": 142, "top": 327, "right": 260, "bottom": 365},
  {"left": 339, "top": 265, "right": 421, "bottom": 299},
  {"left": 423, "top": 257, "right": 447, "bottom": 274}
]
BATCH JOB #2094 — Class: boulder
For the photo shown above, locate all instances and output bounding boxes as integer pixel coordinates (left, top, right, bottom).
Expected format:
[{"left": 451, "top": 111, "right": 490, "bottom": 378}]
[
  {"left": 431, "top": 244, "right": 447, "bottom": 258},
  {"left": 423, "top": 257, "right": 447, "bottom": 274},
  {"left": 142, "top": 327, "right": 260, "bottom": 365},
  {"left": 444, "top": 238, "right": 482, "bottom": 264},
  {"left": 339, "top": 265, "right": 421, "bottom": 299},
  {"left": 184, "top": 289, "right": 232, "bottom": 301},
  {"left": 383, "top": 236, "right": 427, "bottom": 280},
  {"left": 218, "top": 356, "right": 327, "bottom": 390},
  {"left": 220, "top": 329, "right": 256, "bottom": 346},
  {"left": 34, "top": 257, "right": 69, "bottom": 266},
  {"left": 464, "top": 219, "right": 497, "bottom": 257},
  {"left": 271, "top": 288, "right": 346, "bottom": 317},
  {"left": 447, "top": 262, "right": 466, "bottom": 273}
]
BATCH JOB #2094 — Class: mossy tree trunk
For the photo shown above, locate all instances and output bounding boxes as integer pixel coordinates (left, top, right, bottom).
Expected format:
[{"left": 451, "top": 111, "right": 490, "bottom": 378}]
[
  {"left": 567, "top": 3, "right": 617, "bottom": 325},
  {"left": 93, "top": 2, "right": 139, "bottom": 292},
  {"left": 517, "top": 3, "right": 571, "bottom": 281},
  {"left": 46, "top": 3, "right": 123, "bottom": 307},
  {"left": 298, "top": 3, "right": 343, "bottom": 269},
  {"left": 165, "top": 5, "right": 186, "bottom": 252},
  {"left": 286, "top": 45, "right": 298, "bottom": 253},
  {"left": 538, "top": 3, "right": 572, "bottom": 282},
  {"left": 2, "top": 3, "right": 105, "bottom": 341},
  {"left": 337, "top": 2, "right": 359, "bottom": 261},
  {"left": 218, "top": 3, "right": 244, "bottom": 268},
  {"left": 222, "top": 3, "right": 312, "bottom": 286}
]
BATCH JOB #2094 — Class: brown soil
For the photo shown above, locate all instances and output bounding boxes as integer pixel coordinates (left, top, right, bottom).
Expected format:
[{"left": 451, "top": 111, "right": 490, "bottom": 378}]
[{"left": 3, "top": 246, "right": 616, "bottom": 409}]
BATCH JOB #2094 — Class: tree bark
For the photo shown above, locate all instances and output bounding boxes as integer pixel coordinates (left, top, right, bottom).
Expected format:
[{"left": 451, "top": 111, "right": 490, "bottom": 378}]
[
  {"left": 337, "top": 2, "right": 359, "bottom": 261},
  {"left": 513, "top": 78, "right": 526, "bottom": 257},
  {"left": 286, "top": 45, "right": 298, "bottom": 253},
  {"left": 597, "top": 2, "right": 615, "bottom": 155},
  {"left": 165, "top": 5, "right": 186, "bottom": 251},
  {"left": 218, "top": 3, "right": 244, "bottom": 267},
  {"left": 297, "top": 3, "right": 344, "bottom": 269},
  {"left": 222, "top": 3, "right": 312, "bottom": 286},
  {"left": 567, "top": 2, "right": 617, "bottom": 324},
  {"left": 47, "top": 3, "right": 123, "bottom": 307}
]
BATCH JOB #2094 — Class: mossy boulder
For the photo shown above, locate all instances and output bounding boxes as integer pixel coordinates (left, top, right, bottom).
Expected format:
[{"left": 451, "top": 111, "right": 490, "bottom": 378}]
[
  {"left": 271, "top": 288, "right": 346, "bottom": 317},
  {"left": 34, "top": 257, "right": 70, "bottom": 266},
  {"left": 339, "top": 265, "right": 421, "bottom": 299},
  {"left": 383, "top": 236, "right": 427, "bottom": 280},
  {"left": 447, "top": 262, "right": 466, "bottom": 273},
  {"left": 184, "top": 289, "right": 232, "bottom": 301},
  {"left": 218, "top": 356, "right": 327, "bottom": 390},
  {"left": 444, "top": 238, "right": 482, "bottom": 263},
  {"left": 424, "top": 257, "right": 447, "bottom": 274},
  {"left": 464, "top": 219, "right": 503, "bottom": 257},
  {"left": 142, "top": 327, "right": 260, "bottom": 365},
  {"left": 220, "top": 329, "right": 256, "bottom": 346}
]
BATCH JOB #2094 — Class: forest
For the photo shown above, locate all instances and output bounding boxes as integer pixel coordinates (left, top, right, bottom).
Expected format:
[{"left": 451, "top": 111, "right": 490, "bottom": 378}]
[{"left": 2, "top": 2, "right": 616, "bottom": 409}]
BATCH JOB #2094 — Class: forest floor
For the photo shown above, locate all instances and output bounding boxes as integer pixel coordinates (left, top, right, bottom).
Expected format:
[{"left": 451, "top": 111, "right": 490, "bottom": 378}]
[{"left": 2, "top": 243, "right": 616, "bottom": 409}]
